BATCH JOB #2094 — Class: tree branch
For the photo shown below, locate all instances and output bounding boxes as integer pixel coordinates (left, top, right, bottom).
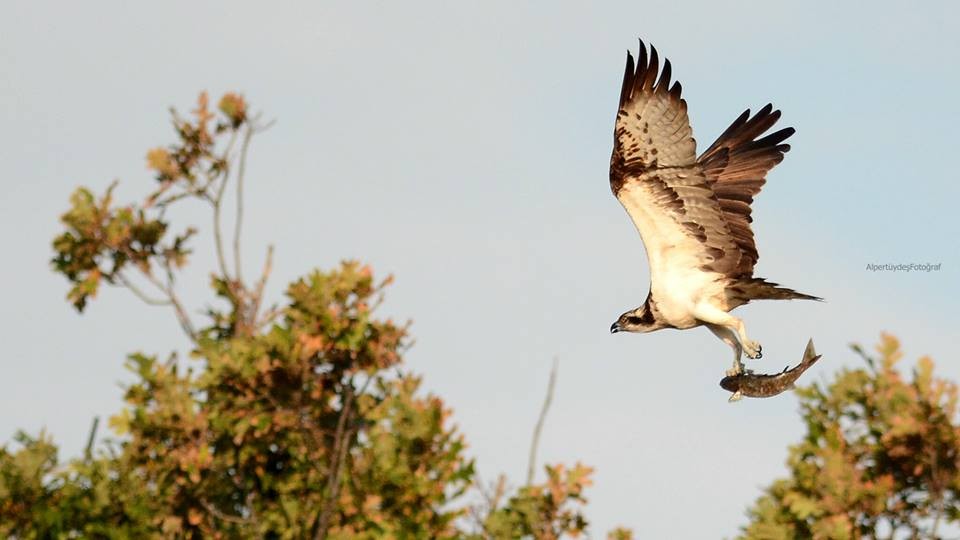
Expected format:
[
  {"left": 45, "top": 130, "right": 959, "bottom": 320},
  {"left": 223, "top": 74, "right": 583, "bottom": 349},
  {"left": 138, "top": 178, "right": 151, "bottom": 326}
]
[
  {"left": 470, "top": 473, "right": 507, "bottom": 539},
  {"left": 138, "top": 265, "right": 196, "bottom": 341},
  {"left": 233, "top": 123, "right": 255, "bottom": 284},
  {"left": 116, "top": 272, "right": 172, "bottom": 306},
  {"left": 527, "top": 357, "right": 558, "bottom": 485},
  {"left": 212, "top": 177, "right": 231, "bottom": 282},
  {"left": 114, "top": 242, "right": 197, "bottom": 342},
  {"left": 149, "top": 183, "right": 214, "bottom": 210},
  {"left": 312, "top": 382, "right": 355, "bottom": 540},
  {"left": 313, "top": 375, "right": 373, "bottom": 540},
  {"left": 250, "top": 244, "right": 274, "bottom": 326},
  {"left": 211, "top": 129, "right": 240, "bottom": 282},
  {"left": 84, "top": 416, "right": 99, "bottom": 462}
]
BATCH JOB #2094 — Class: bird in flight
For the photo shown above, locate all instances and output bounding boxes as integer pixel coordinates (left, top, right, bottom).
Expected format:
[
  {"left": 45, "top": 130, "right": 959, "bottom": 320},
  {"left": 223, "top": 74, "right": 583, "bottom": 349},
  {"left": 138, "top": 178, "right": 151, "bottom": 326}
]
[{"left": 607, "top": 40, "right": 820, "bottom": 376}]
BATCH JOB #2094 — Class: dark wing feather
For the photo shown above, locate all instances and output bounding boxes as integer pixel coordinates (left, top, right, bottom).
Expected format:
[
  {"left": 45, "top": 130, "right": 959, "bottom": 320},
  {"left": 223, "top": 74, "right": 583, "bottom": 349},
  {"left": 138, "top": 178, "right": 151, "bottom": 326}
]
[
  {"left": 610, "top": 41, "right": 695, "bottom": 194},
  {"left": 611, "top": 41, "right": 743, "bottom": 279},
  {"left": 698, "top": 105, "right": 795, "bottom": 276}
]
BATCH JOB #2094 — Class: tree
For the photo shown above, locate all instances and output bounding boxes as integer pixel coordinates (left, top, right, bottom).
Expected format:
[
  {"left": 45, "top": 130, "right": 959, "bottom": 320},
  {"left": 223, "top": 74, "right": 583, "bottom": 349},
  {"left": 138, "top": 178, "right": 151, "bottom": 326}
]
[
  {"left": 740, "top": 334, "right": 960, "bottom": 540},
  {"left": 1, "top": 92, "right": 626, "bottom": 538}
]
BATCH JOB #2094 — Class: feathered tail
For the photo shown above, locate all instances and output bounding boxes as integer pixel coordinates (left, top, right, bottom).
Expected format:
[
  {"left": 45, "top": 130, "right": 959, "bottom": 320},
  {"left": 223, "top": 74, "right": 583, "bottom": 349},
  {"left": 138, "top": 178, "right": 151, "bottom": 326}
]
[{"left": 734, "top": 277, "right": 822, "bottom": 302}]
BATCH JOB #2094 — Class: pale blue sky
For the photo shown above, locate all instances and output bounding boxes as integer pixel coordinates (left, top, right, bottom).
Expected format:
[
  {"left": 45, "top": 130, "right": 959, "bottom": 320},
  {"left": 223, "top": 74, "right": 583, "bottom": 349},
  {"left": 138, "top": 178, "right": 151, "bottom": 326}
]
[{"left": 2, "top": 1, "right": 958, "bottom": 537}]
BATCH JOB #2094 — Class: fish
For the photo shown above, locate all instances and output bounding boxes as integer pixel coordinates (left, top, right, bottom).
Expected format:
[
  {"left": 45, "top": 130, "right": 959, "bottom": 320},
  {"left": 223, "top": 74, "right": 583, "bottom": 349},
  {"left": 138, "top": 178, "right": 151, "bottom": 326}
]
[{"left": 720, "top": 339, "right": 820, "bottom": 402}]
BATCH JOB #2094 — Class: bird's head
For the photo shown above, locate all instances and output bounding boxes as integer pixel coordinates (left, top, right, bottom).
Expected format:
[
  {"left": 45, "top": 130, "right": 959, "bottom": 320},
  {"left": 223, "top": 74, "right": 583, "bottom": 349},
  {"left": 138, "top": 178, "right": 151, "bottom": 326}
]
[{"left": 610, "top": 305, "right": 661, "bottom": 334}]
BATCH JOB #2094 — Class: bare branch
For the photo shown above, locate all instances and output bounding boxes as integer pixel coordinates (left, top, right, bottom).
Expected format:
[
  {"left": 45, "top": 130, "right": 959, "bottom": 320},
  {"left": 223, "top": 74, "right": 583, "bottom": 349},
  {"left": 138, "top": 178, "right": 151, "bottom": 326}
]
[
  {"left": 212, "top": 180, "right": 231, "bottom": 282},
  {"left": 492, "top": 474, "right": 507, "bottom": 509},
  {"left": 162, "top": 260, "right": 197, "bottom": 340},
  {"left": 167, "top": 292, "right": 197, "bottom": 341},
  {"left": 250, "top": 244, "right": 274, "bottom": 325},
  {"left": 150, "top": 183, "right": 214, "bottom": 209},
  {"left": 117, "top": 273, "right": 172, "bottom": 306},
  {"left": 114, "top": 243, "right": 196, "bottom": 342},
  {"left": 233, "top": 123, "right": 255, "bottom": 284},
  {"left": 84, "top": 416, "right": 99, "bottom": 462},
  {"left": 255, "top": 118, "right": 277, "bottom": 133},
  {"left": 211, "top": 129, "right": 240, "bottom": 282},
  {"left": 138, "top": 266, "right": 197, "bottom": 341},
  {"left": 527, "top": 357, "right": 558, "bottom": 485}
]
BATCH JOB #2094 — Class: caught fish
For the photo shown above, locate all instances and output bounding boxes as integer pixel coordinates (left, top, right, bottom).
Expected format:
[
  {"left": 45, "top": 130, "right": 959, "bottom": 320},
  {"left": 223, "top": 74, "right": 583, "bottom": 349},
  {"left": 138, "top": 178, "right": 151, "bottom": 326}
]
[{"left": 720, "top": 339, "right": 820, "bottom": 402}]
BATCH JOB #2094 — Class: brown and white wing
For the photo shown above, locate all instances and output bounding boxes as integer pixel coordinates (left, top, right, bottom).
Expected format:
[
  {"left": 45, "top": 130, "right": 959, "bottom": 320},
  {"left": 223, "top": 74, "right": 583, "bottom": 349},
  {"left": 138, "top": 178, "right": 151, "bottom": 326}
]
[
  {"left": 610, "top": 42, "right": 742, "bottom": 282},
  {"left": 698, "top": 105, "right": 795, "bottom": 277}
]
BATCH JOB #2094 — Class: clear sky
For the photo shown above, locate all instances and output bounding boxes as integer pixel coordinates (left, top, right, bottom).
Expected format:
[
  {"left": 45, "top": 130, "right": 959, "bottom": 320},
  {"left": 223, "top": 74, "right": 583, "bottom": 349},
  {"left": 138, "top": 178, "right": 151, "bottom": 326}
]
[{"left": 2, "top": 1, "right": 958, "bottom": 537}]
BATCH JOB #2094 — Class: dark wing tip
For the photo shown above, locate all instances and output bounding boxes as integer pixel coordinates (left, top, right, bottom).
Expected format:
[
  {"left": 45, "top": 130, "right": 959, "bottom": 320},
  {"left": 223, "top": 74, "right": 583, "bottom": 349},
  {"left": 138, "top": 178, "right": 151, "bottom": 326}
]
[
  {"left": 669, "top": 80, "right": 682, "bottom": 99},
  {"left": 615, "top": 39, "right": 682, "bottom": 147},
  {"left": 644, "top": 44, "right": 660, "bottom": 89},
  {"left": 656, "top": 58, "right": 672, "bottom": 94},
  {"left": 754, "top": 126, "right": 796, "bottom": 149},
  {"left": 624, "top": 40, "right": 680, "bottom": 100},
  {"left": 619, "top": 51, "right": 636, "bottom": 106}
]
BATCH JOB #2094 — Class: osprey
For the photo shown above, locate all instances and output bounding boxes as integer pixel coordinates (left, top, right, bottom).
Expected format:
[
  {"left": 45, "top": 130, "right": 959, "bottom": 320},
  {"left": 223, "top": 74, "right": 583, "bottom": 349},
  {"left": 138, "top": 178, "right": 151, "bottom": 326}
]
[{"left": 607, "top": 41, "right": 820, "bottom": 376}]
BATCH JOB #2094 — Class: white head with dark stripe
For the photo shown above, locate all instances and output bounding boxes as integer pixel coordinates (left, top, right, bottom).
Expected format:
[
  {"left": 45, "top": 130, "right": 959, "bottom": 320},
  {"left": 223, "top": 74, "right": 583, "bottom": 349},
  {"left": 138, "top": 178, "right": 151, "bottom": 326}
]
[{"left": 610, "top": 298, "right": 667, "bottom": 334}]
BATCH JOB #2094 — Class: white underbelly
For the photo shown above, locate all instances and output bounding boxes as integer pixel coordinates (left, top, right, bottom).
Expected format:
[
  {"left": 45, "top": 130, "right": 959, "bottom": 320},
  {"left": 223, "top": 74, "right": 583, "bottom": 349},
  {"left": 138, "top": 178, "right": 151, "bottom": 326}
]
[
  {"left": 617, "top": 181, "right": 730, "bottom": 328},
  {"left": 639, "top": 219, "right": 727, "bottom": 328},
  {"left": 651, "top": 265, "right": 725, "bottom": 328}
]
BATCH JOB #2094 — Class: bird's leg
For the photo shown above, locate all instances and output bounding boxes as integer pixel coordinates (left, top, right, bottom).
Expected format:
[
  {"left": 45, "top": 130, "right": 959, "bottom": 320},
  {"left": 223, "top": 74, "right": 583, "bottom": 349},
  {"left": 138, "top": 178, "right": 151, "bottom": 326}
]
[
  {"left": 707, "top": 324, "right": 745, "bottom": 376},
  {"left": 695, "top": 303, "right": 762, "bottom": 360},
  {"left": 734, "top": 319, "right": 762, "bottom": 360}
]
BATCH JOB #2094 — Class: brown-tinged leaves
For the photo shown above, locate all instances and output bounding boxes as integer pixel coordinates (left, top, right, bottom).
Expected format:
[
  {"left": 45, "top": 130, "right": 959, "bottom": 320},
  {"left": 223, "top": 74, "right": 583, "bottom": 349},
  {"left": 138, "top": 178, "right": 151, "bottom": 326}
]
[
  {"left": 23, "top": 91, "right": 637, "bottom": 540},
  {"left": 740, "top": 334, "right": 960, "bottom": 539}
]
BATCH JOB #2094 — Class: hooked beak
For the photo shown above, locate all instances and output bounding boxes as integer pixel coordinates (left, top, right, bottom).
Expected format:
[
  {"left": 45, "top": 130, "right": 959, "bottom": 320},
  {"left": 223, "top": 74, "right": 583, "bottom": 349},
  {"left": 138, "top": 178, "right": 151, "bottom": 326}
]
[{"left": 610, "top": 322, "right": 621, "bottom": 334}]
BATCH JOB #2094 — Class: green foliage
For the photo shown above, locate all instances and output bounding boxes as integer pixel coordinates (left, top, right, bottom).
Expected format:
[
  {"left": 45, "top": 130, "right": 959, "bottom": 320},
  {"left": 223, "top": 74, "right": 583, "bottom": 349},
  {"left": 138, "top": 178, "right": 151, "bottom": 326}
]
[
  {"left": 0, "top": 432, "right": 155, "bottom": 538},
  {"left": 740, "top": 334, "right": 960, "bottom": 540},
  {"left": 0, "top": 431, "right": 60, "bottom": 534},
  {"left": 606, "top": 527, "right": 634, "bottom": 540},
  {"left": 2, "top": 92, "right": 634, "bottom": 539},
  {"left": 106, "top": 263, "right": 474, "bottom": 537},
  {"left": 479, "top": 463, "right": 594, "bottom": 539},
  {"left": 51, "top": 183, "right": 191, "bottom": 311}
]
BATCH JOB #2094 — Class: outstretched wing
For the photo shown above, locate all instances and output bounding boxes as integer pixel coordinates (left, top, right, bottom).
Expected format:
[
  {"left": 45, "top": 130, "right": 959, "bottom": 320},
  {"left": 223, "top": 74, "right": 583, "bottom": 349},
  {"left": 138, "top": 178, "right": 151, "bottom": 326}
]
[
  {"left": 698, "top": 105, "right": 795, "bottom": 276},
  {"left": 610, "top": 41, "right": 742, "bottom": 282}
]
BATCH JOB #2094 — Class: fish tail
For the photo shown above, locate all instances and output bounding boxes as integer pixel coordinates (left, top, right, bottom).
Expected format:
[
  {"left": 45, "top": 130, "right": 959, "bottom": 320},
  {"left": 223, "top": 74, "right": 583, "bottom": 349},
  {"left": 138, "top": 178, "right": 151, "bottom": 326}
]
[{"left": 802, "top": 339, "right": 818, "bottom": 363}]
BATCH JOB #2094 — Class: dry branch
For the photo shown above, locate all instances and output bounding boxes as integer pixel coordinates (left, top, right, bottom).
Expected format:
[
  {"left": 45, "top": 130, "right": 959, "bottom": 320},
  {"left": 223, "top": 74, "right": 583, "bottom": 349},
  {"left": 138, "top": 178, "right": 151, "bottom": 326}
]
[{"left": 527, "top": 357, "right": 558, "bottom": 485}]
